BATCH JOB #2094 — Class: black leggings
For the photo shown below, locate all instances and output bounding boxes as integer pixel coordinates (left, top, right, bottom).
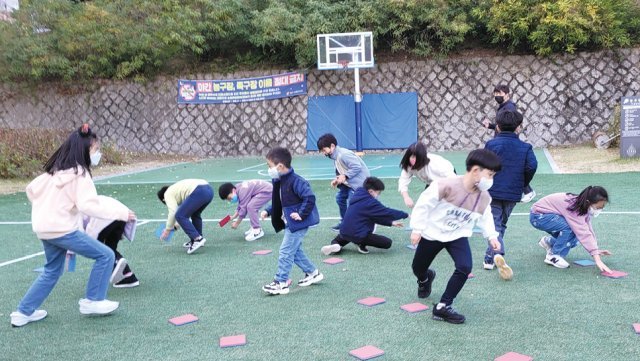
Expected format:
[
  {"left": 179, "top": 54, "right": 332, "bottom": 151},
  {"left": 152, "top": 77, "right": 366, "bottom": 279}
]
[
  {"left": 411, "top": 237, "right": 472, "bottom": 305},
  {"left": 331, "top": 233, "right": 392, "bottom": 250},
  {"left": 97, "top": 221, "right": 132, "bottom": 275}
]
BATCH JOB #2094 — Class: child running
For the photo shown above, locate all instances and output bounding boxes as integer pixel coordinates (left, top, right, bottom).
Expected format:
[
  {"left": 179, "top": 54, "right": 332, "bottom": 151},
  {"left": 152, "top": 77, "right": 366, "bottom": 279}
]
[
  {"left": 218, "top": 180, "right": 272, "bottom": 241},
  {"left": 410, "top": 149, "right": 509, "bottom": 325},
  {"left": 11, "top": 124, "right": 135, "bottom": 327},
  {"left": 262, "top": 147, "right": 324, "bottom": 295},
  {"left": 321, "top": 177, "right": 408, "bottom": 255},
  {"left": 530, "top": 186, "right": 612, "bottom": 272}
]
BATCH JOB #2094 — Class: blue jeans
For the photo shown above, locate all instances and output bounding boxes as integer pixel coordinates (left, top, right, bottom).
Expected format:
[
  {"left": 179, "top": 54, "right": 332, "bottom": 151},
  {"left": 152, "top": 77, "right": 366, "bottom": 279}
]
[
  {"left": 336, "top": 184, "right": 355, "bottom": 221},
  {"left": 17, "top": 231, "right": 115, "bottom": 315},
  {"left": 274, "top": 227, "right": 316, "bottom": 283},
  {"left": 529, "top": 212, "right": 579, "bottom": 257},
  {"left": 175, "top": 184, "right": 213, "bottom": 241},
  {"left": 484, "top": 199, "right": 517, "bottom": 263}
]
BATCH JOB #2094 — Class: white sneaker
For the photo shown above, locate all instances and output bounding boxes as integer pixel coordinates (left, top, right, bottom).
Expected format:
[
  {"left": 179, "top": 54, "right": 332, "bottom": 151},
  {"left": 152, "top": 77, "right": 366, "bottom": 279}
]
[
  {"left": 245, "top": 229, "right": 264, "bottom": 242},
  {"left": 544, "top": 254, "right": 569, "bottom": 268},
  {"left": 521, "top": 190, "right": 536, "bottom": 203},
  {"left": 244, "top": 228, "right": 253, "bottom": 236},
  {"left": 187, "top": 238, "right": 206, "bottom": 254},
  {"left": 10, "top": 310, "right": 47, "bottom": 327},
  {"left": 110, "top": 258, "right": 128, "bottom": 284},
  {"left": 493, "top": 254, "right": 513, "bottom": 280},
  {"left": 321, "top": 244, "right": 341, "bottom": 256},
  {"left": 483, "top": 261, "right": 495, "bottom": 270},
  {"left": 538, "top": 236, "right": 552, "bottom": 255},
  {"left": 262, "top": 280, "right": 290, "bottom": 295},
  {"left": 298, "top": 269, "right": 324, "bottom": 287},
  {"left": 78, "top": 299, "right": 119, "bottom": 315}
]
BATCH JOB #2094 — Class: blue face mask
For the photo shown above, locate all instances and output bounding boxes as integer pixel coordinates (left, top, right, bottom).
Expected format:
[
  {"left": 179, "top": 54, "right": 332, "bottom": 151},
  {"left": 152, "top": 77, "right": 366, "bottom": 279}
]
[{"left": 230, "top": 194, "right": 238, "bottom": 204}]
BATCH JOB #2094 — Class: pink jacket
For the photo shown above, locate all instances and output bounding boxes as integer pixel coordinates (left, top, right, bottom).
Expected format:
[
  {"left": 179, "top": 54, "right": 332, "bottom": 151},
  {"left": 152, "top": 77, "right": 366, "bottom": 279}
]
[
  {"left": 531, "top": 193, "right": 600, "bottom": 256},
  {"left": 26, "top": 167, "right": 129, "bottom": 240}
]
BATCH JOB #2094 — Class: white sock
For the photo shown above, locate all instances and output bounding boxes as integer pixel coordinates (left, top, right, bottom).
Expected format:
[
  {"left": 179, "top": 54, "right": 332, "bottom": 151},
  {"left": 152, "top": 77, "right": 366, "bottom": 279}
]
[{"left": 436, "top": 303, "right": 446, "bottom": 310}]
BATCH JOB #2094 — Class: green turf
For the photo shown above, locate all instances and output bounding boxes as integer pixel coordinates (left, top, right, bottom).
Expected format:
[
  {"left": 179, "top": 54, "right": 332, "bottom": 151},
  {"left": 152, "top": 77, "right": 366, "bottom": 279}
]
[{"left": 1, "top": 170, "right": 639, "bottom": 360}]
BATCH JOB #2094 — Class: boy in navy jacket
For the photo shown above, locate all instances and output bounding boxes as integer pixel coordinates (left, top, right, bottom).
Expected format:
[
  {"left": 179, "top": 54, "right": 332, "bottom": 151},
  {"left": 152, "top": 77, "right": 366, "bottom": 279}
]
[
  {"left": 262, "top": 147, "right": 324, "bottom": 295},
  {"left": 321, "top": 177, "right": 408, "bottom": 255},
  {"left": 483, "top": 110, "right": 538, "bottom": 270}
]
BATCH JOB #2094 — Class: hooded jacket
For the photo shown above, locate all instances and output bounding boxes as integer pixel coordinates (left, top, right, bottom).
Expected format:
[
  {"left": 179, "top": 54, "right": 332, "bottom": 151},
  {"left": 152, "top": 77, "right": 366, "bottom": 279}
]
[
  {"left": 26, "top": 167, "right": 129, "bottom": 240},
  {"left": 340, "top": 187, "right": 408, "bottom": 242}
]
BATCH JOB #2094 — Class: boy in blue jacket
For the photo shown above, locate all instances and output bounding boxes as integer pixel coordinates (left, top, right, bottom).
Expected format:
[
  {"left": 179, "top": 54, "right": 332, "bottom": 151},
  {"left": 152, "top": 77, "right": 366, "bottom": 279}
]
[
  {"left": 262, "top": 147, "right": 324, "bottom": 295},
  {"left": 483, "top": 110, "right": 538, "bottom": 270},
  {"left": 321, "top": 177, "right": 408, "bottom": 255}
]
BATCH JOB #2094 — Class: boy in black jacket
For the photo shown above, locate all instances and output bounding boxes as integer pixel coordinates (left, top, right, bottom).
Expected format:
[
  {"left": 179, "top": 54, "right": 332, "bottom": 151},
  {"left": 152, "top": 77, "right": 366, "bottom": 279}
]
[{"left": 321, "top": 177, "right": 408, "bottom": 255}]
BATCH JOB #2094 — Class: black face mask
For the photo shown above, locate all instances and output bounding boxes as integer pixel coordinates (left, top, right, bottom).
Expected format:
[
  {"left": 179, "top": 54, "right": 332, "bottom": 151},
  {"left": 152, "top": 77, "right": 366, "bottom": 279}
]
[
  {"left": 324, "top": 153, "right": 332, "bottom": 159},
  {"left": 495, "top": 96, "right": 505, "bottom": 104}
]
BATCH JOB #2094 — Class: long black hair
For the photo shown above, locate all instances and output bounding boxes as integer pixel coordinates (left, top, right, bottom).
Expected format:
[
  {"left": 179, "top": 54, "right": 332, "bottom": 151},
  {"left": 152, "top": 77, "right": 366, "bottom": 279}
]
[
  {"left": 44, "top": 124, "right": 97, "bottom": 176},
  {"left": 400, "top": 142, "right": 430, "bottom": 171},
  {"left": 567, "top": 186, "right": 608, "bottom": 216}
]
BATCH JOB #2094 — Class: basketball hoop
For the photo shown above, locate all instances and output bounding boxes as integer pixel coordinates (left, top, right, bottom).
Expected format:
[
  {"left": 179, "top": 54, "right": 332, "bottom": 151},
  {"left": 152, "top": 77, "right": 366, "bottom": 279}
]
[{"left": 338, "top": 60, "right": 350, "bottom": 69}]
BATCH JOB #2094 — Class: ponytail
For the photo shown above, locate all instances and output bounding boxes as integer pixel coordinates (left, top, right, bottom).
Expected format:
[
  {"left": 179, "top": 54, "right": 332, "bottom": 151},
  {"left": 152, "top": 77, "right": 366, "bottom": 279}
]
[{"left": 567, "top": 186, "right": 608, "bottom": 216}]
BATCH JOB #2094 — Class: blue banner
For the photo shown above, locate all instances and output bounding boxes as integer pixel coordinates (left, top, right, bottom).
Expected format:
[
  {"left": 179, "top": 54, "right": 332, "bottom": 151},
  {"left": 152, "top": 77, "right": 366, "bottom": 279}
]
[{"left": 177, "top": 72, "right": 306, "bottom": 104}]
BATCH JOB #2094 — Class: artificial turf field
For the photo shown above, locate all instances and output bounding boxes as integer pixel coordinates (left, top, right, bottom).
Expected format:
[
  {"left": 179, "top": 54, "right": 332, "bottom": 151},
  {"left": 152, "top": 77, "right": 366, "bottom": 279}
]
[{"left": 1, "top": 152, "right": 639, "bottom": 361}]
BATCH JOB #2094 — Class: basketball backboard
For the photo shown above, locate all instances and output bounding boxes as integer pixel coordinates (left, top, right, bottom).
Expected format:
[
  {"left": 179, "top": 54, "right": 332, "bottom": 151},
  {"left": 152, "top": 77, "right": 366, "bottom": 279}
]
[{"left": 317, "top": 31, "right": 374, "bottom": 70}]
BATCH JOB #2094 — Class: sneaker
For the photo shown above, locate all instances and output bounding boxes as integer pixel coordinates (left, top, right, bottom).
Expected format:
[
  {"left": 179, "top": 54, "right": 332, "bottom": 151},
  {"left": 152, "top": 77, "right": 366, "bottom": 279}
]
[
  {"left": 493, "top": 254, "right": 513, "bottom": 280},
  {"left": 110, "top": 258, "right": 128, "bottom": 284},
  {"left": 356, "top": 244, "right": 369, "bottom": 254},
  {"left": 538, "top": 236, "right": 552, "bottom": 255},
  {"left": 113, "top": 273, "right": 140, "bottom": 288},
  {"left": 262, "top": 280, "right": 290, "bottom": 295},
  {"left": 321, "top": 244, "right": 341, "bottom": 256},
  {"left": 482, "top": 260, "right": 495, "bottom": 270},
  {"left": 78, "top": 299, "right": 119, "bottom": 315},
  {"left": 298, "top": 269, "right": 324, "bottom": 287},
  {"left": 544, "top": 254, "right": 570, "bottom": 268},
  {"left": 182, "top": 240, "right": 193, "bottom": 248},
  {"left": 244, "top": 228, "right": 253, "bottom": 236},
  {"left": 245, "top": 229, "right": 264, "bottom": 242},
  {"left": 331, "top": 223, "right": 341, "bottom": 233},
  {"left": 417, "top": 269, "right": 436, "bottom": 298},
  {"left": 432, "top": 304, "right": 466, "bottom": 324},
  {"left": 187, "top": 238, "right": 206, "bottom": 254},
  {"left": 521, "top": 190, "right": 536, "bottom": 203},
  {"left": 10, "top": 310, "right": 47, "bottom": 327}
]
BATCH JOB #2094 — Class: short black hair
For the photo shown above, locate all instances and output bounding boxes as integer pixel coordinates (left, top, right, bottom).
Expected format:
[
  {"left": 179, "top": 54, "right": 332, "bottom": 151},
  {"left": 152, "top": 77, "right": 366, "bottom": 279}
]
[
  {"left": 466, "top": 149, "right": 502, "bottom": 172},
  {"left": 399, "top": 141, "right": 430, "bottom": 171},
  {"left": 496, "top": 110, "right": 522, "bottom": 132},
  {"left": 317, "top": 133, "right": 337, "bottom": 150},
  {"left": 363, "top": 177, "right": 385, "bottom": 192},
  {"left": 493, "top": 84, "right": 510, "bottom": 94},
  {"left": 218, "top": 183, "right": 235, "bottom": 200},
  {"left": 157, "top": 186, "right": 169, "bottom": 204},
  {"left": 266, "top": 147, "right": 292, "bottom": 168}
]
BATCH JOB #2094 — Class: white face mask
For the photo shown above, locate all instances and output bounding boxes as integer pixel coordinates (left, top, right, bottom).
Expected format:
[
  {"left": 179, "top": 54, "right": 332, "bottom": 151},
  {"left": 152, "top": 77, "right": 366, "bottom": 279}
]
[
  {"left": 475, "top": 177, "right": 493, "bottom": 191},
  {"left": 267, "top": 166, "right": 280, "bottom": 179},
  {"left": 90, "top": 151, "right": 102, "bottom": 166},
  {"left": 589, "top": 206, "right": 602, "bottom": 218}
]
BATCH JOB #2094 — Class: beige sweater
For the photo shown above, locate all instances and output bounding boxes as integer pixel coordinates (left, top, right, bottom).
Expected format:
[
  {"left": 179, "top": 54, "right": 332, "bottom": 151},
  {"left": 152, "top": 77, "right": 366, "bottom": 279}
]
[{"left": 26, "top": 167, "right": 129, "bottom": 240}]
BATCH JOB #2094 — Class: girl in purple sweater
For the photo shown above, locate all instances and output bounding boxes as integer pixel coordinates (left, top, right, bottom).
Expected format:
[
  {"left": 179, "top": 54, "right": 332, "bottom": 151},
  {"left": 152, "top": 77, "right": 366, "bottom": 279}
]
[
  {"left": 219, "top": 180, "right": 272, "bottom": 241},
  {"left": 530, "top": 186, "right": 611, "bottom": 272}
]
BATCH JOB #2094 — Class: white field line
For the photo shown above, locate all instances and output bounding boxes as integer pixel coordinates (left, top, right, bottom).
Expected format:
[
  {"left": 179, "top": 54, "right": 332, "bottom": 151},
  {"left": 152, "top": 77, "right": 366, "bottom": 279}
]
[{"left": 0, "top": 252, "right": 45, "bottom": 268}]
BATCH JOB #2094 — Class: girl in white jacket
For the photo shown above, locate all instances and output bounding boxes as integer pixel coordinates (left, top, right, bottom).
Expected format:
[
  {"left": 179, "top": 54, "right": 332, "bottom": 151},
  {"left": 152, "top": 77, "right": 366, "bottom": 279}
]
[{"left": 10, "top": 124, "right": 135, "bottom": 327}]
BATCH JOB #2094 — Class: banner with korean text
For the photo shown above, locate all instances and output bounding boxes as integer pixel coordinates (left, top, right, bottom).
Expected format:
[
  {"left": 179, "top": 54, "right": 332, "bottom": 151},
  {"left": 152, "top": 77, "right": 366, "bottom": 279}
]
[{"left": 177, "top": 72, "right": 306, "bottom": 104}]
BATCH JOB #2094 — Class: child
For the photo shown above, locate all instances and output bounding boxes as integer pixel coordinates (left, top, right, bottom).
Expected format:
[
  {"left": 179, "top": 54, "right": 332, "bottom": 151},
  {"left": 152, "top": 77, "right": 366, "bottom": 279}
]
[
  {"left": 482, "top": 110, "right": 537, "bottom": 270},
  {"left": 262, "top": 147, "right": 324, "bottom": 295},
  {"left": 84, "top": 195, "right": 139, "bottom": 288},
  {"left": 317, "top": 133, "right": 370, "bottom": 231},
  {"left": 157, "top": 179, "right": 213, "bottom": 254},
  {"left": 322, "top": 177, "right": 408, "bottom": 255},
  {"left": 218, "top": 180, "right": 272, "bottom": 241},
  {"left": 530, "top": 186, "right": 612, "bottom": 272},
  {"left": 398, "top": 141, "right": 456, "bottom": 208},
  {"left": 11, "top": 124, "right": 135, "bottom": 327},
  {"left": 410, "top": 149, "right": 508, "bottom": 325}
]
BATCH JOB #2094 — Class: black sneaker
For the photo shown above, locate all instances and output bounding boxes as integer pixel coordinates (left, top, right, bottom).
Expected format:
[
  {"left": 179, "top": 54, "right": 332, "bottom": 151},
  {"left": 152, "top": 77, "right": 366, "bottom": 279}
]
[
  {"left": 417, "top": 269, "right": 436, "bottom": 298},
  {"left": 432, "top": 304, "right": 466, "bottom": 324},
  {"left": 331, "top": 224, "right": 341, "bottom": 233},
  {"left": 356, "top": 244, "right": 369, "bottom": 254},
  {"left": 113, "top": 273, "right": 139, "bottom": 288}
]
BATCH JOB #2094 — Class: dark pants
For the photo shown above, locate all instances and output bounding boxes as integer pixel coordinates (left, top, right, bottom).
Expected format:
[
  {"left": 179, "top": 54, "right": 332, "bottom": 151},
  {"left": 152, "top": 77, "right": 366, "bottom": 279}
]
[
  {"left": 412, "top": 237, "right": 472, "bottom": 306},
  {"left": 335, "top": 184, "right": 355, "bottom": 221},
  {"left": 331, "top": 233, "right": 392, "bottom": 250},
  {"left": 485, "top": 199, "right": 517, "bottom": 263},
  {"left": 97, "top": 220, "right": 133, "bottom": 276},
  {"left": 176, "top": 184, "right": 214, "bottom": 241}
]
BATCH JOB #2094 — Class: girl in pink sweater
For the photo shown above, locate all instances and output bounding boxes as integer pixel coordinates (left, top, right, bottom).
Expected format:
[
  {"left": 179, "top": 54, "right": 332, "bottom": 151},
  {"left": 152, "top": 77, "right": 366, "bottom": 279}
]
[
  {"left": 10, "top": 125, "right": 135, "bottom": 327},
  {"left": 530, "top": 186, "right": 611, "bottom": 272}
]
